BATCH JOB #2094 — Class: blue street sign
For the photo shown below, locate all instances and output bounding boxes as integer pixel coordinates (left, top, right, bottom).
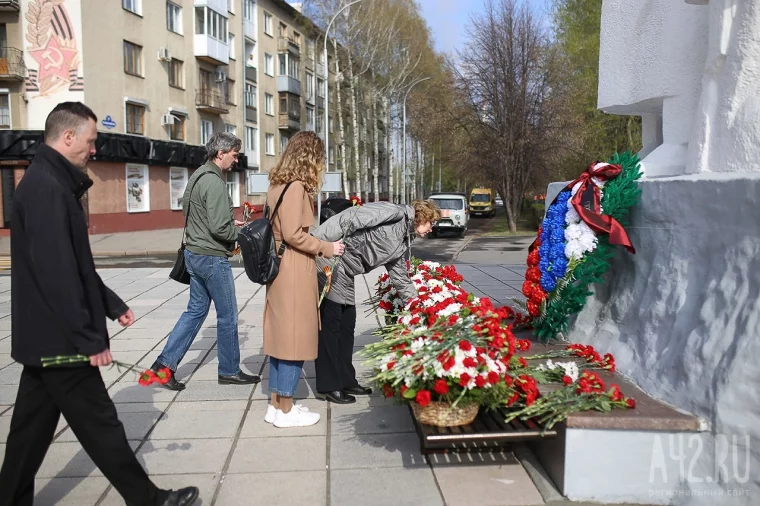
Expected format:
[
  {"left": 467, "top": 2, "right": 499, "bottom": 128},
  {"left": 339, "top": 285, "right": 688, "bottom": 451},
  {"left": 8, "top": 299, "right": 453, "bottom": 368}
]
[{"left": 102, "top": 115, "right": 116, "bottom": 129}]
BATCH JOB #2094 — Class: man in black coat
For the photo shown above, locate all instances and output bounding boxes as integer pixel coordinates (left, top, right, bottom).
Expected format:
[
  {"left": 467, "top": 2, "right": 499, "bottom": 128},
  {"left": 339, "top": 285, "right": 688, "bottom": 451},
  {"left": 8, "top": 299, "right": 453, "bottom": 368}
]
[{"left": 0, "top": 102, "right": 198, "bottom": 506}]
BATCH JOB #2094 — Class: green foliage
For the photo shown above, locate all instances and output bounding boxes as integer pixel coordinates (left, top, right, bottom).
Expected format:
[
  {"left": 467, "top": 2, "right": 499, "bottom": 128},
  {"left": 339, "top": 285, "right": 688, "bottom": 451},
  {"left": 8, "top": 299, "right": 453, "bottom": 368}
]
[
  {"left": 530, "top": 203, "right": 546, "bottom": 230},
  {"left": 532, "top": 151, "right": 643, "bottom": 341}
]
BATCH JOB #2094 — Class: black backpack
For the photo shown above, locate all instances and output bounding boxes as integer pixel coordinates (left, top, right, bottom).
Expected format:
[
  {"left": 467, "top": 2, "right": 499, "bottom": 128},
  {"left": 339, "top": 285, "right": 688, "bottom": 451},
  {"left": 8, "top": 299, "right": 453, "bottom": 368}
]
[{"left": 238, "top": 182, "right": 293, "bottom": 284}]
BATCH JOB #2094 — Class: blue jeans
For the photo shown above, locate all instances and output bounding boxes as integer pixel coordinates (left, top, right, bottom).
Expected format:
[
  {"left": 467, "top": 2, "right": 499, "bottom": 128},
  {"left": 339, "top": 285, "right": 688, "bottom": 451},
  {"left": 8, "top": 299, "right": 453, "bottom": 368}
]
[
  {"left": 268, "top": 358, "right": 304, "bottom": 397},
  {"left": 157, "top": 250, "right": 240, "bottom": 377}
]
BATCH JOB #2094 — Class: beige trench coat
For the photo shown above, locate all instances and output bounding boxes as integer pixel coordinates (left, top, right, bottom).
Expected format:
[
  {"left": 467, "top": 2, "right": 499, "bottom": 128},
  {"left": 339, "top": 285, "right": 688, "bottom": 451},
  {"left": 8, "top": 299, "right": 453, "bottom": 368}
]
[{"left": 263, "top": 182, "right": 333, "bottom": 361}]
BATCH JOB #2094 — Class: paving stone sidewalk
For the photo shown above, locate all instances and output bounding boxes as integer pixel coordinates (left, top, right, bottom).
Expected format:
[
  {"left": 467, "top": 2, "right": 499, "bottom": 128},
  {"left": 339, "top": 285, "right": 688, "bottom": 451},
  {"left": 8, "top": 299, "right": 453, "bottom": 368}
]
[{"left": 0, "top": 263, "right": 551, "bottom": 506}]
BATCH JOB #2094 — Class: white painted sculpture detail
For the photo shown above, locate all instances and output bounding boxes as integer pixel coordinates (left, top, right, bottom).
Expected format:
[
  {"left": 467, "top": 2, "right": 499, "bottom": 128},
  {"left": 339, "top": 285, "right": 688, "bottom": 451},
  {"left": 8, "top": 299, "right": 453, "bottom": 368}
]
[{"left": 598, "top": 0, "right": 760, "bottom": 177}]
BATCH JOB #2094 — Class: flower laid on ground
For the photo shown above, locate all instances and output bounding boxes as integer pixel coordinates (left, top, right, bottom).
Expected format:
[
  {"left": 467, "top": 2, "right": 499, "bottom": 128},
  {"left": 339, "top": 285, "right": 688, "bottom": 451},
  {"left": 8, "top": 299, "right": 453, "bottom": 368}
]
[
  {"left": 41, "top": 355, "right": 173, "bottom": 387},
  {"left": 362, "top": 256, "right": 635, "bottom": 429},
  {"left": 517, "top": 152, "right": 642, "bottom": 341}
]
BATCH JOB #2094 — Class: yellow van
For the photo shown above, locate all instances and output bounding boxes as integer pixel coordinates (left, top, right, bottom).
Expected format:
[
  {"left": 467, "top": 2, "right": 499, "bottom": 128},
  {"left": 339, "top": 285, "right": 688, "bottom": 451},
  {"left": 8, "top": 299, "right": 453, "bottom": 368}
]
[{"left": 469, "top": 188, "right": 497, "bottom": 217}]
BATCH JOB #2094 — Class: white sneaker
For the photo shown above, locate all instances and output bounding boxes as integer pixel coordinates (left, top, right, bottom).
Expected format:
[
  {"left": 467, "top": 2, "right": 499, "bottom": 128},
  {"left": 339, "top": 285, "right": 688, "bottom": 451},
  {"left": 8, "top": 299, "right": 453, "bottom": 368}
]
[
  {"left": 265, "top": 403, "right": 310, "bottom": 424},
  {"left": 273, "top": 405, "right": 321, "bottom": 428}
]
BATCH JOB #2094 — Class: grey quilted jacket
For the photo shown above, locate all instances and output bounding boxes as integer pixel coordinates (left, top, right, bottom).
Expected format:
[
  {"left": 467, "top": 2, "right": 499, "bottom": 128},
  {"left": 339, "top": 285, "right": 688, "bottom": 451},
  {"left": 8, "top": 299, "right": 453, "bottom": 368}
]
[{"left": 313, "top": 202, "right": 417, "bottom": 306}]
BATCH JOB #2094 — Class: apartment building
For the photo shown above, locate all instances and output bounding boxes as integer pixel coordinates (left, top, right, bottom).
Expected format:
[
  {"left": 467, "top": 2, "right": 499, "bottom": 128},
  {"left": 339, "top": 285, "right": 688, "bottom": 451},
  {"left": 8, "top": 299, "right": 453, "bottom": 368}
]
[{"left": 0, "top": 0, "right": 378, "bottom": 235}]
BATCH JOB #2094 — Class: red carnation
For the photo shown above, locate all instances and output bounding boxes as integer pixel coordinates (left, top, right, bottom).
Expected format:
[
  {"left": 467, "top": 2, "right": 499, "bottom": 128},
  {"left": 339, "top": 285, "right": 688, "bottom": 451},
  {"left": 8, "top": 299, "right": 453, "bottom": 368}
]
[
  {"left": 562, "top": 375, "right": 573, "bottom": 385},
  {"left": 459, "top": 373, "right": 471, "bottom": 387},
  {"left": 463, "top": 357, "right": 477, "bottom": 368},
  {"left": 383, "top": 384, "right": 395, "bottom": 398},
  {"left": 506, "top": 392, "right": 520, "bottom": 406},
  {"left": 504, "top": 375, "right": 514, "bottom": 387},
  {"left": 625, "top": 398, "right": 636, "bottom": 409},
  {"left": 386, "top": 361, "right": 396, "bottom": 370},
  {"left": 434, "top": 379, "right": 449, "bottom": 395},
  {"left": 138, "top": 370, "right": 157, "bottom": 386},
  {"left": 155, "top": 367, "right": 172, "bottom": 385},
  {"left": 458, "top": 340, "right": 472, "bottom": 352},
  {"left": 487, "top": 371, "right": 500, "bottom": 385},
  {"left": 415, "top": 390, "right": 432, "bottom": 407},
  {"left": 443, "top": 356, "right": 456, "bottom": 371}
]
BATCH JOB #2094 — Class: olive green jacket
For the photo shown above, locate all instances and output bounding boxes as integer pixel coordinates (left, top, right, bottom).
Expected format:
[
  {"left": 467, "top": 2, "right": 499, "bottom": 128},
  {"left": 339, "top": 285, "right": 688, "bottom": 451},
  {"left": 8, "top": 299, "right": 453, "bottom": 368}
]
[{"left": 183, "top": 162, "right": 239, "bottom": 257}]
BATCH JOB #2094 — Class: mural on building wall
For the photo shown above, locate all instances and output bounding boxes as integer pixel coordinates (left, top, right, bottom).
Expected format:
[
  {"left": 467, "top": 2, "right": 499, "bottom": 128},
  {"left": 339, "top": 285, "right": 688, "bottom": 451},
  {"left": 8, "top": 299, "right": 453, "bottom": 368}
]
[{"left": 22, "top": 0, "right": 85, "bottom": 128}]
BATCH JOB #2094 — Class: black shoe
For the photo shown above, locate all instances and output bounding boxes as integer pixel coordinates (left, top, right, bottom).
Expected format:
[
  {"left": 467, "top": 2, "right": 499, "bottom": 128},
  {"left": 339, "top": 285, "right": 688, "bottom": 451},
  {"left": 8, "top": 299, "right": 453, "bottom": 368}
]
[
  {"left": 151, "top": 361, "right": 186, "bottom": 391},
  {"left": 218, "top": 371, "right": 261, "bottom": 385},
  {"left": 162, "top": 487, "right": 199, "bottom": 506},
  {"left": 316, "top": 390, "right": 356, "bottom": 404},
  {"left": 344, "top": 385, "right": 373, "bottom": 396}
]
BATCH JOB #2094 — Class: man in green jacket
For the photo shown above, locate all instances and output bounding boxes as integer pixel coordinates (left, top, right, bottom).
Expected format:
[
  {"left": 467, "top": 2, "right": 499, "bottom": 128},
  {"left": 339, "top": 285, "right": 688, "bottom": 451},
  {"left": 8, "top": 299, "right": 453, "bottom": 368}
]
[{"left": 152, "top": 132, "right": 259, "bottom": 389}]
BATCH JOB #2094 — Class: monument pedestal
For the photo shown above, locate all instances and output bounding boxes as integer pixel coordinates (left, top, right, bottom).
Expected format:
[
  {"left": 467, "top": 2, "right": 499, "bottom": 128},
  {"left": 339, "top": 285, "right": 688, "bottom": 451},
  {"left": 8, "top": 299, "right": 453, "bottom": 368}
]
[{"left": 546, "top": 173, "right": 759, "bottom": 504}]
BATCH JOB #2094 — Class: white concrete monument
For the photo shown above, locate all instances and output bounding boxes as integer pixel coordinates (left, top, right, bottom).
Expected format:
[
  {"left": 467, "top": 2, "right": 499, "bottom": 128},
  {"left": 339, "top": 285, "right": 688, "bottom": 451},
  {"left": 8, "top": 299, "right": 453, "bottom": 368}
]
[
  {"left": 545, "top": 1, "right": 760, "bottom": 504},
  {"left": 598, "top": 0, "right": 760, "bottom": 177}
]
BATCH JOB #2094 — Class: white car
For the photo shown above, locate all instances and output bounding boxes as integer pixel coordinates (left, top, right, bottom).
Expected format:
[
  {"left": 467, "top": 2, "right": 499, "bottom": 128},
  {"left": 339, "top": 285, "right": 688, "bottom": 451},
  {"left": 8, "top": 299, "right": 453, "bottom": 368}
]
[
  {"left": 495, "top": 197, "right": 504, "bottom": 207},
  {"left": 429, "top": 194, "right": 469, "bottom": 238}
]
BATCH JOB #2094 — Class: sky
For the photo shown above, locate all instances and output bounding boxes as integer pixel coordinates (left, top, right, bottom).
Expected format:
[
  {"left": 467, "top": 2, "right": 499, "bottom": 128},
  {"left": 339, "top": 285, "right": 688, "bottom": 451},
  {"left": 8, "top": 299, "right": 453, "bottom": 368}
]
[{"left": 416, "top": 0, "right": 552, "bottom": 56}]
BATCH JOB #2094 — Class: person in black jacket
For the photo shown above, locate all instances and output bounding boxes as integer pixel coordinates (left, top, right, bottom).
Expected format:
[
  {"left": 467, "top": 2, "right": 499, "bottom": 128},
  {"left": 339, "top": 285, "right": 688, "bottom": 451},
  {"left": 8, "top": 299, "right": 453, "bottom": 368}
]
[{"left": 0, "top": 102, "right": 198, "bottom": 506}]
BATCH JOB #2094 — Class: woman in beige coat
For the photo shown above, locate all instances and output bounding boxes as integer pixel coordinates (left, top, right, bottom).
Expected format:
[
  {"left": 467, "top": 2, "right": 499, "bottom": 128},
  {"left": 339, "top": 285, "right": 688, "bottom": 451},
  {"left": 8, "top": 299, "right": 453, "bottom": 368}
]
[{"left": 263, "top": 131, "right": 344, "bottom": 428}]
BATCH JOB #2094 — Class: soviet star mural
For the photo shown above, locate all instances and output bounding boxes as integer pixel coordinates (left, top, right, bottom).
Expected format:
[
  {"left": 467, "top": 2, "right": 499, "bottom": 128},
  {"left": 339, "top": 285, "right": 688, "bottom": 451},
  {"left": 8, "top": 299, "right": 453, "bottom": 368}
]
[{"left": 23, "top": 0, "right": 84, "bottom": 103}]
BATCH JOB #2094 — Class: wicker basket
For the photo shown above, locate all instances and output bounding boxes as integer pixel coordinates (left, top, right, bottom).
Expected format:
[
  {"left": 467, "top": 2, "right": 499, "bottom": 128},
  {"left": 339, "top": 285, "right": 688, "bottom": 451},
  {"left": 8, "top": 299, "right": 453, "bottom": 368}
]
[{"left": 411, "top": 401, "right": 479, "bottom": 427}]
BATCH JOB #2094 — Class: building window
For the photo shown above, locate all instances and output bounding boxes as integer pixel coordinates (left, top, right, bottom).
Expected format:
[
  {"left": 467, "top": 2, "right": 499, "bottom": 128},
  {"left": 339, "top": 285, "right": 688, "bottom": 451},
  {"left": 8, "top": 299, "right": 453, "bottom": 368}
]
[
  {"left": 201, "top": 120, "right": 213, "bottom": 145},
  {"left": 244, "top": 0, "right": 255, "bottom": 21},
  {"left": 0, "top": 94, "right": 10, "bottom": 129},
  {"left": 317, "top": 78, "right": 325, "bottom": 98},
  {"left": 224, "top": 79, "right": 235, "bottom": 105},
  {"left": 167, "top": 2, "right": 182, "bottom": 34},
  {"left": 306, "top": 71, "right": 314, "bottom": 100},
  {"left": 265, "top": 133, "right": 274, "bottom": 155},
  {"left": 123, "top": 41, "right": 142, "bottom": 77},
  {"left": 125, "top": 102, "right": 145, "bottom": 135},
  {"left": 199, "top": 69, "right": 212, "bottom": 92},
  {"left": 265, "top": 93, "right": 273, "bottom": 115},
  {"left": 278, "top": 22, "right": 286, "bottom": 37},
  {"left": 227, "top": 171, "right": 240, "bottom": 207},
  {"left": 264, "top": 53, "right": 273, "bottom": 76},
  {"left": 229, "top": 33, "right": 236, "bottom": 59},
  {"left": 329, "top": 116, "right": 334, "bottom": 133},
  {"left": 306, "top": 106, "right": 314, "bottom": 128},
  {"left": 169, "top": 58, "right": 183, "bottom": 88},
  {"left": 329, "top": 147, "right": 334, "bottom": 165},
  {"left": 194, "top": 7, "right": 228, "bottom": 43},
  {"left": 245, "top": 41, "right": 256, "bottom": 67},
  {"left": 280, "top": 133, "right": 289, "bottom": 153},
  {"left": 169, "top": 166, "right": 188, "bottom": 210},
  {"left": 170, "top": 113, "right": 185, "bottom": 141},
  {"left": 246, "top": 126, "right": 257, "bottom": 152},
  {"left": 264, "top": 12, "right": 273, "bottom": 36},
  {"left": 126, "top": 164, "right": 150, "bottom": 213},
  {"left": 123, "top": 0, "right": 141, "bottom": 16},
  {"left": 306, "top": 38, "right": 315, "bottom": 60},
  {"left": 225, "top": 124, "right": 237, "bottom": 136},
  {"left": 245, "top": 82, "right": 256, "bottom": 108},
  {"left": 278, "top": 53, "right": 299, "bottom": 79}
]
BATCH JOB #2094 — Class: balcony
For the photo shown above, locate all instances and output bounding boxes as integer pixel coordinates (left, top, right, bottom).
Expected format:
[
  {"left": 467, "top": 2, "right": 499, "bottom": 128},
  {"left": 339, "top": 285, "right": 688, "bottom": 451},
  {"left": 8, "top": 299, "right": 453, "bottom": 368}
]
[
  {"left": 277, "top": 76, "right": 301, "bottom": 96},
  {"left": 277, "top": 36, "right": 300, "bottom": 57},
  {"left": 0, "top": 0, "right": 19, "bottom": 11},
  {"left": 246, "top": 106, "right": 257, "bottom": 123},
  {"left": 195, "top": 90, "right": 229, "bottom": 114},
  {"left": 0, "top": 47, "right": 25, "bottom": 81},
  {"left": 244, "top": 19, "right": 256, "bottom": 41},
  {"left": 194, "top": 34, "right": 229, "bottom": 65},
  {"left": 278, "top": 114, "right": 300, "bottom": 132},
  {"left": 245, "top": 65, "right": 257, "bottom": 83},
  {"left": 193, "top": 0, "right": 226, "bottom": 13}
]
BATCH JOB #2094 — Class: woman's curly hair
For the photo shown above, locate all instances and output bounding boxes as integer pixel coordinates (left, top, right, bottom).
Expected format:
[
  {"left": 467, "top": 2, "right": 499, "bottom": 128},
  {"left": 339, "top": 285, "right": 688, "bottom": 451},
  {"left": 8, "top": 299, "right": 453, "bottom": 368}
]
[
  {"left": 268, "top": 131, "right": 325, "bottom": 194},
  {"left": 412, "top": 199, "right": 441, "bottom": 227}
]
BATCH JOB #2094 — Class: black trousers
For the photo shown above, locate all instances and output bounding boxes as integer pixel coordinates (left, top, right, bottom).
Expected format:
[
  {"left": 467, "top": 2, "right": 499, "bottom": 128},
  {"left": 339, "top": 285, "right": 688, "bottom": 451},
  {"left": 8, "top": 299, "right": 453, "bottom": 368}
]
[
  {"left": 316, "top": 299, "right": 360, "bottom": 393},
  {"left": 0, "top": 366, "right": 167, "bottom": 506}
]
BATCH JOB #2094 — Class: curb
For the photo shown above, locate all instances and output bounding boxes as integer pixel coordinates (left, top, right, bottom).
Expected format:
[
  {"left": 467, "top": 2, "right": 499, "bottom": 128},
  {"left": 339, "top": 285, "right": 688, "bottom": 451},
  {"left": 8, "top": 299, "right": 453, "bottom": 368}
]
[{"left": 91, "top": 250, "right": 177, "bottom": 257}]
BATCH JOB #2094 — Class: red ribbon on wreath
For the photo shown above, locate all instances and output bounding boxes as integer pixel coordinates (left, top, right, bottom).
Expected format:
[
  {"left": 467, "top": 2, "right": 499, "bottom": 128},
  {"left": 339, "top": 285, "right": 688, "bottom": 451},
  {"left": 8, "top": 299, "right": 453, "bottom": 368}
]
[
  {"left": 529, "top": 161, "right": 635, "bottom": 254},
  {"left": 569, "top": 161, "right": 635, "bottom": 254}
]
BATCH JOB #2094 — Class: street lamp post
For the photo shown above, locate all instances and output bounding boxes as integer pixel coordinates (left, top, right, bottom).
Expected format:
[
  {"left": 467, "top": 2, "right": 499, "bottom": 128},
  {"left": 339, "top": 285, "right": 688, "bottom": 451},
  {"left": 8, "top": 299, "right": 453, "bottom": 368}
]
[
  {"left": 320, "top": 0, "right": 363, "bottom": 220},
  {"left": 402, "top": 76, "right": 430, "bottom": 205}
]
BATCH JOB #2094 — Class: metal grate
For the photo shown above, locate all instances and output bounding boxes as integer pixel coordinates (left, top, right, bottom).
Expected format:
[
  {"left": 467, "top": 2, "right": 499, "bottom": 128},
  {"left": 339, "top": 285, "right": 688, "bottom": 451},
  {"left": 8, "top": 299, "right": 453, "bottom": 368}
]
[{"left": 410, "top": 405, "right": 557, "bottom": 454}]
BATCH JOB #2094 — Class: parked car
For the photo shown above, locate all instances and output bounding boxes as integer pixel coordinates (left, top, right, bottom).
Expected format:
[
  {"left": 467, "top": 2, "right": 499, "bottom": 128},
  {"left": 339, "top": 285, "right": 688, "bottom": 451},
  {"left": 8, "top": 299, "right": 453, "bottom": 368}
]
[
  {"left": 429, "top": 194, "right": 469, "bottom": 238},
  {"left": 469, "top": 187, "right": 497, "bottom": 217},
  {"left": 495, "top": 197, "right": 504, "bottom": 208}
]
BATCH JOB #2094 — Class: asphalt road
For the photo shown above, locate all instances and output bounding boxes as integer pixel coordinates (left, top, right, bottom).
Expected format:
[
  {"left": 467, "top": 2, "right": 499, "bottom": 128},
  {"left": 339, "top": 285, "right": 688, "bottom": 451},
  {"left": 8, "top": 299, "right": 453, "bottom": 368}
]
[{"left": 93, "top": 215, "right": 498, "bottom": 269}]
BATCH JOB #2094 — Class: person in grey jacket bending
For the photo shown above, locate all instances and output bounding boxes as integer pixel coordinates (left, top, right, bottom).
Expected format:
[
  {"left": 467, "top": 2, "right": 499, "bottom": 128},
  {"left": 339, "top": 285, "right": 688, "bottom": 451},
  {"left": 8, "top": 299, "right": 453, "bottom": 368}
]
[{"left": 312, "top": 199, "right": 441, "bottom": 404}]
